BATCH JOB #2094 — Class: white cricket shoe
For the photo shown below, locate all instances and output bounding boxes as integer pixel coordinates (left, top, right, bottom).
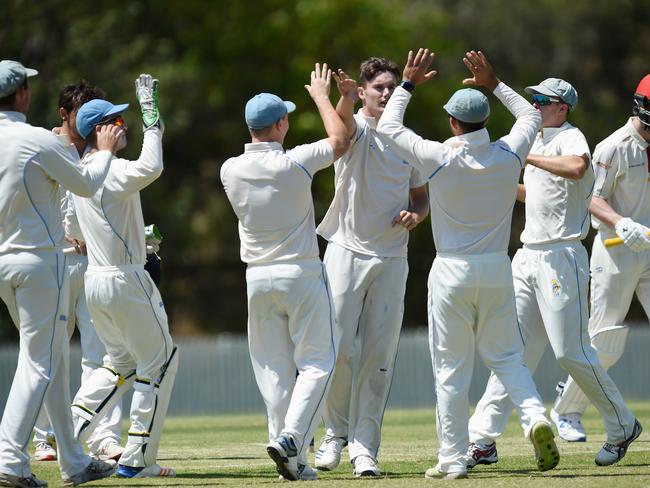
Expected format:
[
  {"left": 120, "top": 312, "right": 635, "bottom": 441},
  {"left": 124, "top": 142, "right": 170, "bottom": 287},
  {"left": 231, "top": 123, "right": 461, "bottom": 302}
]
[
  {"left": 0, "top": 472, "right": 48, "bottom": 487},
  {"left": 33, "top": 441, "right": 57, "bottom": 462},
  {"left": 62, "top": 459, "right": 116, "bottom": 486},
  {"left": 550, "top": 409, "right": 586, "bottom": 442},
  {"left": 91, "top": 442, "right": 124, "bottom": 461},
  {"left": 466, "top": 442, "right": 498, "bottom": 468},
  {"left": 424, "top": 466, "right": 468, "bottom": 480},
  {"left": 315, "top": 436, "right": 347, "bottom": 471},
  {"left": 267, "top": 435, "right": 299, "bottom": 481},
  {"left": 595, "top": 419, "right": 642, "bottom": 466},
  {"left": 353, "top": 454, "right": 380, "bottom": 477},
  {"left": 116, "top": 463, "right": 176, "bottom": 478},
  {"left": 529, "top": 422, "right": 560, "bottom": 472},
  {"left": 278, "top": 463, "right": 318, "bottom": 481}
]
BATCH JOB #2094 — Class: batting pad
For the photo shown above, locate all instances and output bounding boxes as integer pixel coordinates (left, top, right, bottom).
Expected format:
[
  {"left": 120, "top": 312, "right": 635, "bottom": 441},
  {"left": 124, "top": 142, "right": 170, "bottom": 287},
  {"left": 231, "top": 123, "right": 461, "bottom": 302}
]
[
  {"left": 71, "top": 365, "right": 136, "bottom": 443},
  {"left": 120, "top": 346, "right": 179, "bottom": 467}
]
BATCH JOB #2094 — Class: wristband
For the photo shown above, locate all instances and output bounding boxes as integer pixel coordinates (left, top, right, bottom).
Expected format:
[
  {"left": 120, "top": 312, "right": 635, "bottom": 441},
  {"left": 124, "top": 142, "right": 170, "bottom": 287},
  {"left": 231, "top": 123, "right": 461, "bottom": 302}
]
[{"left": 400, "top": 80, "right": 415, "bottom": 93}]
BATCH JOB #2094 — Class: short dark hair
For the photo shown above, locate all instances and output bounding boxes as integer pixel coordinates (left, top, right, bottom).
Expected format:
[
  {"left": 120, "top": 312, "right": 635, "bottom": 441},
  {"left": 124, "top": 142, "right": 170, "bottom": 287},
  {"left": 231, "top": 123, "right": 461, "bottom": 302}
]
[
  {"left": 0, "top": 78, "right": 28, "bottom": 109},
  {"left": 359, "top": 57, "right": 400, "bottom": 87},
  {"left": 451, "top": 116, "right": 487, "bottom": 134},
  {"left": 58, "top": 80, "right": 105, "bottom": 114}
]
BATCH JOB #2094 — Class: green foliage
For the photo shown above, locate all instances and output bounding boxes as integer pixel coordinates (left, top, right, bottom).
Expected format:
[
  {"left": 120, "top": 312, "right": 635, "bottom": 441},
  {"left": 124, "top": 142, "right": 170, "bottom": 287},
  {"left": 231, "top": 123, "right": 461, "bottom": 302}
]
[{"left": 1, "top": 0, "right": 649, "bottom": 338}]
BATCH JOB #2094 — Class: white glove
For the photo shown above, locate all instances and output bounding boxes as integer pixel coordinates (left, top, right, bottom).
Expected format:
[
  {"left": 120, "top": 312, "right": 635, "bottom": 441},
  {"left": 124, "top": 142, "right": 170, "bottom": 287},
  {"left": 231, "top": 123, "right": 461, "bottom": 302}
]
[
  {"left": 135, "top": 73, "right": 164, "bottom": 132},
  {"left": 615, "top": 217, "right": 650, "bottom": 252}
]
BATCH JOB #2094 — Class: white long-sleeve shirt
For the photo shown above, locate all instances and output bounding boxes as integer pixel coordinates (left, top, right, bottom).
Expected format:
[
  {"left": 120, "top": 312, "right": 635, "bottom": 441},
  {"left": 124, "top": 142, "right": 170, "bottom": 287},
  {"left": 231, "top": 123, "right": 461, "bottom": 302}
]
[
  {"left": 591, "top": 118, "right": 650, "bottom": 235},
  {"left": 317, "top": 111, "right": 427, "bottom": 258},
  {"left": 520, "top": 123, "right": 593, "bottom": 245},
  {"left": 377, "top": 83, "right": 541, "bottom": 255},
  {"left": 221, "top": 140, "right": 334, "bottom": 264},
  {"left": 72, "top": 128, "right": 163, "bottom": 267},
  {"left": 0, "top": 111, "right": 112, "bottom": 254}
]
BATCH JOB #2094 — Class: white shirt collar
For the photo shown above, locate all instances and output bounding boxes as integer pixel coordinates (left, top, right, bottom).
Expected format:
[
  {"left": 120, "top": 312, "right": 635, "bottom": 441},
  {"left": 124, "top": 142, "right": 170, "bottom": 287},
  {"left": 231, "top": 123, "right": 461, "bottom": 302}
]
[{"left": 244, "top": 141, "right": 284, "bottom": 153}]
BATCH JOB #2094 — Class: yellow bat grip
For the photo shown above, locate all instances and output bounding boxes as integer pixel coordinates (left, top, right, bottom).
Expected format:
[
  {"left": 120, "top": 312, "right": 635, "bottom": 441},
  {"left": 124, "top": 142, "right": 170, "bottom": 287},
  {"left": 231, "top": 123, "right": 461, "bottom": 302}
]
[{"left": 604, "top": 231, "right": 650, "bottom": 248}]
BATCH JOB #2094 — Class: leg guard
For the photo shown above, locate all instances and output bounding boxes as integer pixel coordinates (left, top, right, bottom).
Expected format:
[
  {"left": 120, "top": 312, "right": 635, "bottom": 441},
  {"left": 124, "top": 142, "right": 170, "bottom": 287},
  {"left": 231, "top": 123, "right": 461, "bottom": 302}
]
[
  {"left": 71, "top": 365, "right": 135, "bottom": 444},
  {"left": 121, "top": 346, "right": 179, "bottom": 467},
  {"left": 591, "top": 326, "right": 629, "bottom": 370}
]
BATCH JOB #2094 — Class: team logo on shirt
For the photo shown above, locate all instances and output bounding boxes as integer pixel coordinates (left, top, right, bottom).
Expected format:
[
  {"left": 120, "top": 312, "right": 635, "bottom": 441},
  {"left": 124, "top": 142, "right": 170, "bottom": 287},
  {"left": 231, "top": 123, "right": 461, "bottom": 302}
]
[{"left": 551, "top": 279, "right": 562, "bottom": 297}]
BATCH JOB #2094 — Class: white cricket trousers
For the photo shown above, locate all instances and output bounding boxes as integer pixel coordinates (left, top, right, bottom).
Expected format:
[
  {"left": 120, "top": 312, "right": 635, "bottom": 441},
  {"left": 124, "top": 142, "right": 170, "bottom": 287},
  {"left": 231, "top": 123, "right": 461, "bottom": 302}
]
[
  {"left": 0, "top": 251, "right": 91, "bottom": 479},
  {"left": 72, "top": 264, "right": 176, "bottom": 468},
  {"left": 554, "top": 234, "right": 647, "bottom": 423},
  {"left": 429, "top": 252, "right": 548, "bottom": 474},
  {"left": 246, "top": 259, "right": 336, "bottom": 463},
  {"left": 469, "top": 242, "right": 636, "bottom": 445},
  {"left": 33, "top": 255, "right": 122, "bottom": 452},
  {"left": 321, "top": 242, "right": 407, "bottom": 461}
]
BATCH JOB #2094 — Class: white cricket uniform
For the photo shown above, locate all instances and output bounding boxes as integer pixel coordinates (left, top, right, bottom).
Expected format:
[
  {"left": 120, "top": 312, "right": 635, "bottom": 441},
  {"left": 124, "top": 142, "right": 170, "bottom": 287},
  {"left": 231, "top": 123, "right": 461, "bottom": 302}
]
[
  {"left": 377, "top": 84, "right": 550, "bottom": 474},
  {"left": 0, "top": 111, "right": 112, "bottom": 479},
  {"left": 70, "top": 127, "right": 177, "bottom": 469},
  {"left": 468, "top": 123, "right": 636, "bottom": 445},
  {"left": 33, "top": 190, "right": 122, "bottom": 454},
  {"left": 316, "top": 111, "right": 426, "bottom": 461},
  {"left": 555, "top": 118, "right": 650, "bottom": 417},
  {"left": 221, "top": 140, "right": 337, "bottom": 463}
]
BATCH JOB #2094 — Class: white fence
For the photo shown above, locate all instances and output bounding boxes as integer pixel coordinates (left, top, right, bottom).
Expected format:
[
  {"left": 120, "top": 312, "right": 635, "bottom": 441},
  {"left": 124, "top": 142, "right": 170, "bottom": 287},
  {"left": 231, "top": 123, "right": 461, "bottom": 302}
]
[{"left": 1, "top": 326, "right": 648, "bottom": 416}]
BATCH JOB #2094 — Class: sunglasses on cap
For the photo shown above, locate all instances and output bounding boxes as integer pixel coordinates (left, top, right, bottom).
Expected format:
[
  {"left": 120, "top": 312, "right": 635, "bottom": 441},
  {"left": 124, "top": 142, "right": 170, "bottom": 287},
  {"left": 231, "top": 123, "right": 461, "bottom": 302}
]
[
  {"left": 100, "top": 115, "right": 125, "bottom": 127},
  {"left": 531, "top": 94, "right": 561, "bottom": 106}
]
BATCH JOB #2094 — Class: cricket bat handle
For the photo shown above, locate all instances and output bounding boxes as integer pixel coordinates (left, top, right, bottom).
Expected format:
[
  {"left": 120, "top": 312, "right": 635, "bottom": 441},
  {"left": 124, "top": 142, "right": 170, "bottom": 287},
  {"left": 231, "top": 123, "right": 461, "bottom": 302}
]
[{"left": 604, "top": 231, "right": 650, "bottom": 248}]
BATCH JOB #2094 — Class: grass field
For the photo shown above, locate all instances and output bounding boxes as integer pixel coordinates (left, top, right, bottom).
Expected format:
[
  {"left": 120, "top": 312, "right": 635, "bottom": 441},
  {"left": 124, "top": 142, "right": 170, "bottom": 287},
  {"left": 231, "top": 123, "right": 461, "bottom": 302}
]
[{"left": 32, "top": 403, "right": 650, "bottom": 487}]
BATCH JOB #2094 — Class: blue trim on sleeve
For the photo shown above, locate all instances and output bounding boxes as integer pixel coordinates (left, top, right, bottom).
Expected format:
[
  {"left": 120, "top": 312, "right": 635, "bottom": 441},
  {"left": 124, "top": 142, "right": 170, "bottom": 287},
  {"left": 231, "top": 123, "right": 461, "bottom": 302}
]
[
  {"left": 498, "top": 144, "right": 522, "bottom": 167},
  {"left": 428, "top": 162, "right": 449, "bottom": 181},
  {"left": 23, "top": 157, "right": 56, "bottom": 247}
]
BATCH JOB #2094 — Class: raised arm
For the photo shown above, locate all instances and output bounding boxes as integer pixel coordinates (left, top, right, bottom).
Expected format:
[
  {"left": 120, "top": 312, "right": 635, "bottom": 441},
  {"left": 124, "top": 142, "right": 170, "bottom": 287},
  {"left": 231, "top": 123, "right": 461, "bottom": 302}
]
[
  {"left": 461, "top": 50, "right": 541, "bottom": 162},
  {"left": 377, "top": 48, "right": 449, "bottom": 176},
  {"left": 111, "top": 74, "right": 165, "bottom": 194},
  {"left": 332, "top": 69, "right": 358, "bottom": 140},
  {"left": 304, "top": 63, "right": 349, "bottom": 160},
  {"left": 41, "top": 124, "right": 122, "bottom": 197}
]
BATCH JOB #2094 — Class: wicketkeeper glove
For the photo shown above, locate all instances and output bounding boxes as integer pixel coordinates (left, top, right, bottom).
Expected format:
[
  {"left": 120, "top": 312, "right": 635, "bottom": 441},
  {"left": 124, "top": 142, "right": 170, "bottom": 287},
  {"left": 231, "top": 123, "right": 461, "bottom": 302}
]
[
  {"left": 135, "top": 73, "right": 164, "bottom": 132},
  {"left": 145, "top": 224, "right": 163, "bottom": 254},
  {"left": 615, "top": 217, "right": 650, "bottom": 252}
]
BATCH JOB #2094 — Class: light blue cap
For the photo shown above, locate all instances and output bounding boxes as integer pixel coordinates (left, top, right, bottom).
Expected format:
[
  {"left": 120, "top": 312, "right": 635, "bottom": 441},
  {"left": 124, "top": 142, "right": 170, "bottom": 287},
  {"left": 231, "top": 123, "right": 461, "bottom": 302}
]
[
  {"left": 525, "top": 78, "right": 578, "bottom": 108},
  {"left": 443, "top": 88, "right": 490, "bottom": 123},
  {"left": 0, "top": 60, "right": 38, "bottom": 97},
  {"left": 76, "top": 99, "right": 129, "bottom": 139},
  {"left": 245, "top": 93, "right": 296, "bottom": 129}
]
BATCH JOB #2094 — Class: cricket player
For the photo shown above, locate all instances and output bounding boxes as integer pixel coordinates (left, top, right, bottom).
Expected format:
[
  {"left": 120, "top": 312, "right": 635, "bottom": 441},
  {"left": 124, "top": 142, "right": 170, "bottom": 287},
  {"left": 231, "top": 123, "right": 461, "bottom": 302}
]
[
  {"left": 466, "top": 78, "right": 641, "bottom": 468},
  {"left": 221, "top": 63, "right": 348, "bottom": 481},
  {"left": 377, "top": 49, "right": 559, "bottom": 479},
  {"left": 32, "top": 81, "right": 124, "bottom": 464},
  {"left": 68, "top": 74, "right": 178, "bottom": 479},
  {"left": 314, "top": 58, "right": 429, "bottom": 477},
  {"left": 552, "top": 74, "right": 650, "bottom": 443},
  {"left": 0, "top": 60, "right": 121, "bottom": 487}
]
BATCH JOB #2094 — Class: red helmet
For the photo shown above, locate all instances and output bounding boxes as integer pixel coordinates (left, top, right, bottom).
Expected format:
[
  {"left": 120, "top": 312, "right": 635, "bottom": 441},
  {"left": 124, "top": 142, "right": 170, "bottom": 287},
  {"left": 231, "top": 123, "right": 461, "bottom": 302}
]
[
  {"left": 633, "top": 74, "right": 650, "bottom": 130},
  {"left": 636, "top": 74, "right": 650, "bottom": 98}
]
